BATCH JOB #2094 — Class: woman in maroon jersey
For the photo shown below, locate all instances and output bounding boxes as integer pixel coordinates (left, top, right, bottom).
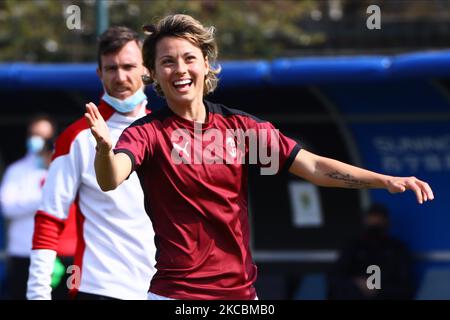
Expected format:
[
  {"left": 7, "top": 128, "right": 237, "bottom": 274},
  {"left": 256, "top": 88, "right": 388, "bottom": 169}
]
[{"left": 85, "top": 14, "right": 434, "bottom": 300}]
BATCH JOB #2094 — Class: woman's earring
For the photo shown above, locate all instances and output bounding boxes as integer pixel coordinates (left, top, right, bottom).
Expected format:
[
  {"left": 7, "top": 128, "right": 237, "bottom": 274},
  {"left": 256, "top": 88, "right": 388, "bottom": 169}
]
[{"left": 142, "top": 74, "right": 151, "bottom": 83}]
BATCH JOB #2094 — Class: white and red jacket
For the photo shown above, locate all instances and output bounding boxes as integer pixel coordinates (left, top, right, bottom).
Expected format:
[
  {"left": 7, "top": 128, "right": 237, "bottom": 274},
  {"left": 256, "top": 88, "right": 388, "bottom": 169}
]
[{"left": 27, "top": 100, "right": 156, "bottom": 300}]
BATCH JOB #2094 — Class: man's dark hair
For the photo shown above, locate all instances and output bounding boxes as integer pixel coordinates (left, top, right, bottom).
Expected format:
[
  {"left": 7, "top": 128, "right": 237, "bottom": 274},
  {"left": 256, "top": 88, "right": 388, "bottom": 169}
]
[
  {"left": 27, "top": 114, "right": 57, "bottom": 137},
  {"left": 27, "top": 114, "right": 57, "bottom": 152},
  {"left": 97, "top": 26, "right": 141, "bottom": 68}
]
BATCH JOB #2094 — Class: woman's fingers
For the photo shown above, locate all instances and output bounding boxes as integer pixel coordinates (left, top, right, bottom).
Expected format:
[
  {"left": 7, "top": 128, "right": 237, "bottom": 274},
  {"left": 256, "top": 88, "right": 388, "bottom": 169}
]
[
  {"left": 85, "top": 111, "right": 94, "bottom": 127},
  {"left": 390, "top": 177, "right": 434, "bottom": 205},
  {"left": 404, "top": 177, "right": 434, "bottom": 204},
  {"left": 418, "top": 180, "right": 434, "bottom": 201},
  {"left": 85, "top": 102, "right": 100, "bottom": 121},
  {"left": 85, "top": 103, "right": 103, "bottom": 141},
  {"left": 91, "top": 103, "right": 101, "bottom": 120},
  {"left": 85, "top": 102, "right": 112, "bottom": 152}
]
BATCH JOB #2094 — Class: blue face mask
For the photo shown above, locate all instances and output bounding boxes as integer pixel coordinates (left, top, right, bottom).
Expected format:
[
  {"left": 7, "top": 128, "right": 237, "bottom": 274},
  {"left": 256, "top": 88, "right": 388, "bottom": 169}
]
[
  {"left": 101, "top": 88, "right": 147, "bottom": 113},
  {"left": 26, "top": 135, "right": 45, "bottom": 154}
]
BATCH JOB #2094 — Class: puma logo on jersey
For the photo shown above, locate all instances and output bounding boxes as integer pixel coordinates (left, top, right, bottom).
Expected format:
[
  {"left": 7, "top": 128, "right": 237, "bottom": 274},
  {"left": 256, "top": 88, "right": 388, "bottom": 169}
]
[{"left": 173, "top": 141, "right": 190, "bottom": 158}]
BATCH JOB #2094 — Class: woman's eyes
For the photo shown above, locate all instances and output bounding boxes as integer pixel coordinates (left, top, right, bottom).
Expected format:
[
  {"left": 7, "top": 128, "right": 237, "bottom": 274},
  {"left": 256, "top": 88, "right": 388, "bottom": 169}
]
[{"left": 161, "top": 56, "right": 196, "bottom": 65}]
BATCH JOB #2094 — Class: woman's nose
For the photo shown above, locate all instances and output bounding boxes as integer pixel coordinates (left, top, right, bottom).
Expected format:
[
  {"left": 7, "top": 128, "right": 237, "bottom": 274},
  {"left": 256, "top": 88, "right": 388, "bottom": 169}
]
[{"left": 175, "top": 61, "right": 187, "bottom": 75}]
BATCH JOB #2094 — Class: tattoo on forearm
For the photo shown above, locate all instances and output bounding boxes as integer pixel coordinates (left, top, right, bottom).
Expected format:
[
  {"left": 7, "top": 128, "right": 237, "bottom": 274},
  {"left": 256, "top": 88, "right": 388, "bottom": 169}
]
[{"left": 325, "top": 171, "right": 371, "bottom": 188}]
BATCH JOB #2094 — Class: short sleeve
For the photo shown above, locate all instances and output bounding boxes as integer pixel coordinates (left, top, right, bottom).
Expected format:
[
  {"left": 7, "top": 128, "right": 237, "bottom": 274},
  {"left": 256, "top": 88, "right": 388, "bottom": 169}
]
[{"left": 114, "top": 121, "right": 156, "bottom": 172}]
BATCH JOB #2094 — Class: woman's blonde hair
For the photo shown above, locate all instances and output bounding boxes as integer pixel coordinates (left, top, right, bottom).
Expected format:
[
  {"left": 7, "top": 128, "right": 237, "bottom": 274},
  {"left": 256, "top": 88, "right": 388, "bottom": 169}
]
[{"left": 142, "top": 14, "right": 221, "bottom": 97}]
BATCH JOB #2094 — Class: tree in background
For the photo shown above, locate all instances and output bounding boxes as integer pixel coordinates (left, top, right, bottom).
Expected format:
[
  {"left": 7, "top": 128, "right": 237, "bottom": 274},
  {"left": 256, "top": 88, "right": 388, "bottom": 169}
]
[
  {"left": 0, "top": 0, "right": 320, "bottom": 62},
  {"left": 0, "top": 0, "right": 448, "bottom": 62}
]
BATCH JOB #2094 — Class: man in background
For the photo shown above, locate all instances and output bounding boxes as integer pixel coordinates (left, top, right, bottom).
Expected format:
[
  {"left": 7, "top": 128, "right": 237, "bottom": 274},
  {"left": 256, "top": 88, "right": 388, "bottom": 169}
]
[
  {"left": 27, "top": 26, "right": 156, "bottom": 300},
  {"left": 0, "top": 115, "right": 56, "bottom": 299},
  {"left": 328, "top": 203, "right": 416, "bottom": 300}
]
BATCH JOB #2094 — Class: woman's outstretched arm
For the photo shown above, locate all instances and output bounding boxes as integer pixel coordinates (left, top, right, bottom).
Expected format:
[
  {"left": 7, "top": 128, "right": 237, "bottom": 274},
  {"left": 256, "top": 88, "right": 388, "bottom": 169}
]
[{"left": 289, "top": 149, "right": 434, "bottom": 204}]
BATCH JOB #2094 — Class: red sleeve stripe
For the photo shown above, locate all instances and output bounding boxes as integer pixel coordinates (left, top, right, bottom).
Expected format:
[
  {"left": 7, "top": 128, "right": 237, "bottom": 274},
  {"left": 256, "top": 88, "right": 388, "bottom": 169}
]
[
  {"left": 32, "top": 211, "right": 66, "bottom": 251},
  {"left": 57, "top": 202, "right": 78, "bottom": 257},
  {"left": 52, "top": 100, "right": 115, "bottom": 160}
]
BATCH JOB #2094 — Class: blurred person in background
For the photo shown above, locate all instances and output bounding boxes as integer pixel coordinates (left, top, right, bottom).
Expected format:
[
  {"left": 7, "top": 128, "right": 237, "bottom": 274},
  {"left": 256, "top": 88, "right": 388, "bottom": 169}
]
[
  {"left": 328, "top": 203, "right": 416, "bottom": 300},
  {"left": 27, "top": 26, "right": 156, "bottom": 300},
  {"left": 0, "top": 115, "right": 56, "bottom": 299}
]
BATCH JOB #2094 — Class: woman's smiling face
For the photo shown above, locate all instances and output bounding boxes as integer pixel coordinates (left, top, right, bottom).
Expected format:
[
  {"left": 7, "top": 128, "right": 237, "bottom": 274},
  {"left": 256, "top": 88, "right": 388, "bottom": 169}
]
[{"left": 154, "top": 36, "right": 209, "bottom": 106}]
